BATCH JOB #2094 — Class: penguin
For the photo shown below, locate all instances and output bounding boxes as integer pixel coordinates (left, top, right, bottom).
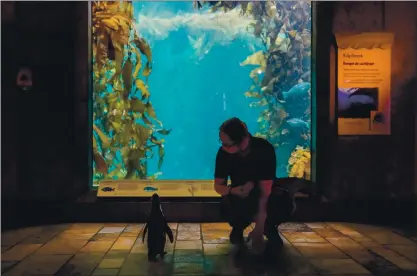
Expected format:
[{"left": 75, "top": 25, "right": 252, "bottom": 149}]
[{"left": 142, "top": 193, "right": 174, "bottom": 262}]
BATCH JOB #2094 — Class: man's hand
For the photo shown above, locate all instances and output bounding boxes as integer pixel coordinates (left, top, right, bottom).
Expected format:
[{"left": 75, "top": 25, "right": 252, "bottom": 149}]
[
  {"left": 231, "top": 181, "right": 254, "bottom": 198},
  {"left": 247, "top": 227, "right": 265, "bottom": 254}
]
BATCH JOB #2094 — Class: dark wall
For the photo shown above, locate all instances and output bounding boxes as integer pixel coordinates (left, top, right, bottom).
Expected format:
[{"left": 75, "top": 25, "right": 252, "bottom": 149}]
[
  {"left": 320, "top": 1, "right": 417, "bottom": 201},
  {"left": 1, "top": 1, "right": 415, "bottom": 204},
  {"left": 1, "top": 1, "right": 89, "bottom": 201}
]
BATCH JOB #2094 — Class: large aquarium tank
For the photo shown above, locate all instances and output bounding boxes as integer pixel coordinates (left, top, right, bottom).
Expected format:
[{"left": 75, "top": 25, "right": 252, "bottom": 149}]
[{"left": 91, "top": 1, "right": 312, "bottom": 189}]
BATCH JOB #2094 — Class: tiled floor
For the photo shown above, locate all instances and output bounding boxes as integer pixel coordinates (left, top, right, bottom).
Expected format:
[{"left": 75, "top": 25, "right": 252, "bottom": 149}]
[{"left": 1, "top": 222, "right": 416, "bottom": 275}]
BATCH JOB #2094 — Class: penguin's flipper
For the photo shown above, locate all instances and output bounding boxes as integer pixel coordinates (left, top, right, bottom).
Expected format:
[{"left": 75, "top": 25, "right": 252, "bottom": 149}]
[
  {"left": 142, "top": 224, "right": 148, "bottom": 243},
  {"left": 165, "top": 224, "right": 174, "bottom": 243}
]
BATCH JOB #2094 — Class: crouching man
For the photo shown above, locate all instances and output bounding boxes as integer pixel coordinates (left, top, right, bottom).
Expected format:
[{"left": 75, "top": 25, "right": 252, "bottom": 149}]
[{"left": 214, "top": 117, "right": 296, "bottom": 254}]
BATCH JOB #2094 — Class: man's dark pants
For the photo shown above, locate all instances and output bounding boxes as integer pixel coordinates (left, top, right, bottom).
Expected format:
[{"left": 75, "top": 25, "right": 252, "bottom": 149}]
[{"left": 220, "top": 185, "right": 294, "bottom": 240}]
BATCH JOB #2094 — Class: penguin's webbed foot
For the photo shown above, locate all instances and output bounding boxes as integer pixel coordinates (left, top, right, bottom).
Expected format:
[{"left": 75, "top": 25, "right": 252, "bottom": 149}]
[{"left": 160, "top": 251, "right": 167, "bottom": 260}]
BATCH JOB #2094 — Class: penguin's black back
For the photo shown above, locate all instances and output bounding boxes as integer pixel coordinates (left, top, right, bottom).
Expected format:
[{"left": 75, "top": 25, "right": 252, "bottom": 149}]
[{"left": 146, "top": 194, "right": 167, "bottom": 243}]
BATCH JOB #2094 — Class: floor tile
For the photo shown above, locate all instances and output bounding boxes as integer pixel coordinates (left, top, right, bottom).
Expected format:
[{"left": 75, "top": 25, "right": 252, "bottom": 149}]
[
  {"left": 4, "top": 254, "right": 72, "bottom": 275},
  {"left": 1, "top": 261, "right": 18, "bottom": 274},
  {"left": 293, "top": 242, "right": 348, "bottom": 259},
  {"left": 174, "top": 249, "right": 204, "bottom": 263},
  {"left": 119, "top": 259, "right": 170, "bottom": 276},
  {"left": 283, "top": 255, "right": 319, "bottom": 275},
  {"left": 173, "top": 262, "right": 204, "bottom": 274},
  {"left": 35, "top": 238, "right": 88, "bottom": 255},
  {"left": 304, "top": 222, "right": 330, "bottom": 229},
  {"left": 1, "top": 227, "right": 43, "bottom": 247},
  {"left": 326, "top": 223, "right": 373, "bottom": 242},
  {"left": 341, "top": 247, "right": 382, "bottom": 264},
  {"left": 313, "top": 228, "right": 346, "bottom": 239},
  {"left": 175, "top": 240, "right": 203, "bottom": 250},
  {"left": 68, "top": 223, "right": 104, "bottom": 230},
  {"left": 62, "top": 227, "right": 101, "bottom": 235},
  {"left": 1, "top": 246, "right": 11, "bottom": 253},
  {"left": 279, "top": 223, "right": 312, "bottom": 232},
  {"left": 178, "top": 223, "right": 200, "bottom": 232},
  {"left": 98, "top": 258, "right": 125, "bottom": 269},
  {"left": 105, "top": 250, "right": 130, "bottom": 259},
  {"left": 366, "top": 231, "right": 417, "bottom": 245},
  {"left": 202, "top": 230, "right": 230, "bottom": 244},
  {"left": 56, "top": 262, "right": 98, "bottom": 276},
  {"left": 99, "top": 227, "right": 126, "bottom": 234},
  {"left": 177, "top": 231, "right": 201, "bottom": 241},
  {"left": 91, "top": 233, "right": 121, "bottom": 242},
  {"left": 121, "top": 224, "right": 143, "bottom": 237},
  {"left": 104, "top": 223, "right": 128, "bottom": 228},
  {"left": 70, "top": 252, "right": 106, "bottom": 263},
  {"left": 365, "top": 245, "right": 417, "bottom": 270},
  {"left": 327, "top": 237, "right": 364, "bottom": 249},
  {"left": 203, "top": 244, "right": 231, "bottom": 256},
  {"left": 282, "top": 232, "right": 326, "bottom": 243},
  {"left": 203, "top": 255, "right": 240, "bottom": 275},
  {"left": 1, "top": 244, "right": 42, "bottom": 261},
  {"left": 201, "top": 223, "right": 231, "bottom": 232},
  {"left": 81, "top": 241, "right": 114, "bottom": 253},
  {"left": 92, "top": 268, "right": 119, "bottom": 275},
  {"left": 20, "top": 230, "right": 60, "bottom": 244},
  {"left": 130, "top": 243, "right": 148, "bottom": 254},
  {"left": 386, "top": 244, "right": 417, "bottom": 262},
  {"left": 168, "top": 223, "right": 178, "bottom": 230},
  {"left": 309, "top": 258, "right": 371, "bottom": 274},
  {"left": 111, "top": 237, "right": 136, "bottom": 251},
  {"left": 57, "top": 230, "right": 97, "bottom": 240}
]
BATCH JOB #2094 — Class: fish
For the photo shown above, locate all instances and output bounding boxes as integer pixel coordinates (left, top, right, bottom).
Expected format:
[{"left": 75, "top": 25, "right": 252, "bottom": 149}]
[
  {"left": 281, "top": 82, "right": 311, "bottom": 102},
  {"left": 286, "top": 118, "right": 310, "bottom": 130},
  {"left": 144, "top": 186, "right": 159, "bottom": 192},
  {"left": 142, "top": 194, "right": 174, "bottom": 262},
  {"left": 101, "top": 187, "right": 115, "bottom": 192}
]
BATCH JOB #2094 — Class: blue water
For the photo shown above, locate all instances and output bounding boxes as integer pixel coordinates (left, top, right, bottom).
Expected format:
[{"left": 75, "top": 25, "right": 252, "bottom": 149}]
[{"left": 135, "top": 2, "right": 264, "bottom": 179}]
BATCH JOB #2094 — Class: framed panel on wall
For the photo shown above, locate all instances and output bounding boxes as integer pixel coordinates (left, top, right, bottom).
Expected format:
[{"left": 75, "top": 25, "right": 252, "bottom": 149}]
[
  {"left": 89, "top": 1, "right": 314, "bottom": 198},
  {"left": 335, "top": 33, "right": 394, "bottom": 136}
]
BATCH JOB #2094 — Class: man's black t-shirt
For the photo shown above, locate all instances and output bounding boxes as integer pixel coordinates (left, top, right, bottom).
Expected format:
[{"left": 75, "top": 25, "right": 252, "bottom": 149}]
[{"left": 214, "top": 136, "right": 276, "bottom": 188}]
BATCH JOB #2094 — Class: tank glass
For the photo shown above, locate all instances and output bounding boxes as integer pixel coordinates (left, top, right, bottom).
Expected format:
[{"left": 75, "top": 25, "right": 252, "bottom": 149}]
[{"left": 91, "top": 1, "right": 312, "bottom": 188}]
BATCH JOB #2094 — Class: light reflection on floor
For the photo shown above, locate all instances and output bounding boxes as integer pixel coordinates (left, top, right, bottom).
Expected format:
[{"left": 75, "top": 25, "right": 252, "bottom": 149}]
[{"left": 1, "top": 222, "right": 416, "bottom": 275}]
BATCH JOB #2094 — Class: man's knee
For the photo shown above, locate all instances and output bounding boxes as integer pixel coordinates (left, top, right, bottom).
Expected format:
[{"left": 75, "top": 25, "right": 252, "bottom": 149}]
[
  {"left": 267, "top": 191, "right": 294, "bottom": 225},
  {"left": 220, "top": 195, "right": 255, "bottom": 228}
]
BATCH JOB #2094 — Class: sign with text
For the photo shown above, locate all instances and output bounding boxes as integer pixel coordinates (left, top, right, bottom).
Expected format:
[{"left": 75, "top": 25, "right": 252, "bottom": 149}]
[{"left": 335, "top": 33, "right": 394, "bottom": 135}]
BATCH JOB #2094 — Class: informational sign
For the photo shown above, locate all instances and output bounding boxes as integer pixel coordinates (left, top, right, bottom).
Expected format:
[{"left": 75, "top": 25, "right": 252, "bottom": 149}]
[
  {"left": 335, "top": 33, "right": 394, "bottom": 135},
  {"left": 16, "top": 67, "right": 33, "bottom": 91}
]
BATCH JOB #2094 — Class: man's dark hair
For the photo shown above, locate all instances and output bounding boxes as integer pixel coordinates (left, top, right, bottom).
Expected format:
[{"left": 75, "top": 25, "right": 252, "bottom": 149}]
[{"left": 219, "top": 117, "right": 248, "bottom": 144}]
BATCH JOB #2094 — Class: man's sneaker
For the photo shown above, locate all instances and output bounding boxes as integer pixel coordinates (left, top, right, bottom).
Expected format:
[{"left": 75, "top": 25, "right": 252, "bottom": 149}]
[
  {"left": 265, "top": 226, "right": 284, "bottom": 248},
  {"left": 229, "top": 228, "right": 245, "bottom": 245}
]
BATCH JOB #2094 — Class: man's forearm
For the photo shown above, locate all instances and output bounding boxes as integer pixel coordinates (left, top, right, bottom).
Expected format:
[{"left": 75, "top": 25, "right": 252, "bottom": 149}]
[
  {"left": 254, "top": 196, "right": 268, "bottom": 231},
  {"left": 214, "top": 179, "right": 231, "bottom": 196},
  {"left": 215, "top": 185, "right": 231, "bottom": 196}
]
